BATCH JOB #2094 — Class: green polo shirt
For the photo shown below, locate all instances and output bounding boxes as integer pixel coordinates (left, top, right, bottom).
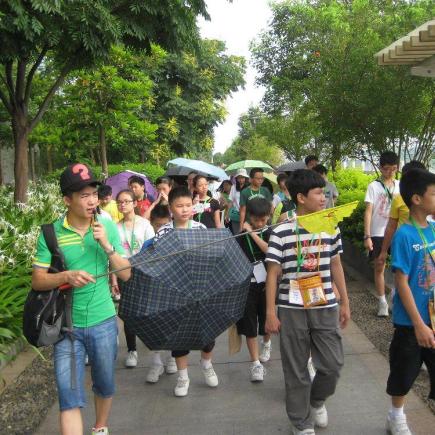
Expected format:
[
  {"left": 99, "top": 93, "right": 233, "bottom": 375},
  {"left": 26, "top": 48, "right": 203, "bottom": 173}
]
[
  {"left": 33, "top": 215, "right": 125, "bottom": 327},
  {"left": 239, "top": 186, "right": 273, "bottom": 207}
]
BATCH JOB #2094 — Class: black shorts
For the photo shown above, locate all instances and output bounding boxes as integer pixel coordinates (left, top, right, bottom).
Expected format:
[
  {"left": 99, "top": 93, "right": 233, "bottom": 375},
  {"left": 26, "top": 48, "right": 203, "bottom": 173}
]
[
  {"left": 237, "top": 282, "right": 266, "bottom": 338},
  {"left": 387, "top": 325, "right": 435, "bottom": 399},
  {"left": 171, "top": 341, "right": 215, "bottom": 358},
  {"left": 369, "top": 236, "right": 385, "bottom": 259}
]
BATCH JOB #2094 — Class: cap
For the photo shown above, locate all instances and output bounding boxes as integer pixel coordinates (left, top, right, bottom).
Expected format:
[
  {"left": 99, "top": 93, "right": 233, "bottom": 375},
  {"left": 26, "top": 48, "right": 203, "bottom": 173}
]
[
  {"left": 234, "top": 168, "right": 248, "bottom": 178},
  {"left": 60, "top": 163, "right": 101, "bottom": 195}
]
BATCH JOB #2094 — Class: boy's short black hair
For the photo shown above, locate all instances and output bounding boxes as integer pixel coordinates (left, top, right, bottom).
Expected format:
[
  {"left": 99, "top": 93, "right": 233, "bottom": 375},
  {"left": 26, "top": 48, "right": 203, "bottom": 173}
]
[
  {"left": 312, "top": 164, "right": 328, "bottom": 175},
  {"left": 150, "top": 204, "right": 171, "bottom": 221},
  {"left": 168, "top": 186, "right": 192, "bottom": 205},
  {"left": 400, "top": 169, "right": 435, "bottom": 209},
  {"left": 277, "top": 173, "right": 288, "bottom": 184},
  {"left": 402, "top": 160, "right": 426, "bottom": 175},
  {"left": 379, "top": 151, "right": 399, "bottom": 167},
  {"left": 155, "top": 176, "right": 174, "bottom": 187},
  {"left": 128, "top": 175, "right": 145, "bottom": 186},
  {"left": 305, "top": 155, "right": 318, "bottom": 166},
  {"left": 247, "top": 197, "right": 272, "bottom": 218},
  {"left": 98, "top": 184, "right": 112, "bottom": 199},
  {"left": 286, "top": 169, "right": 326, "bottom": 205},
  {"left": 250, "top": 167, "right": 264, "bottom": 178}
]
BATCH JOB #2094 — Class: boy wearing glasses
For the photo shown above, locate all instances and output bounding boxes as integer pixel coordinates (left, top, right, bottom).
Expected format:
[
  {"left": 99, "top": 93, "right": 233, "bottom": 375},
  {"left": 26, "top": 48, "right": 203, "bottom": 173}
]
[{"left": 239, "top": 167, "right": 273, "bottom": 230}]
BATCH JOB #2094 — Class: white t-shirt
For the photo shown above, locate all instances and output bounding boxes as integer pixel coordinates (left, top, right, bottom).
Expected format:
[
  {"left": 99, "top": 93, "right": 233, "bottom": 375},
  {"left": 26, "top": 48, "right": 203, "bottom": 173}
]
[
  {"left": 365, "top": 179, "right": 400, "bottom": 236},
  {"left": 229, "top": 185, "right": 241, "bottom": 210},
  {"left": 155, "top": 220, "right": 206, "bottom": 240},
  {"left": 117, "top": 216, "right": 155, "bottom": 257},
  {"left": 98, "top": 209, "right": 112, "bottom": 220}
]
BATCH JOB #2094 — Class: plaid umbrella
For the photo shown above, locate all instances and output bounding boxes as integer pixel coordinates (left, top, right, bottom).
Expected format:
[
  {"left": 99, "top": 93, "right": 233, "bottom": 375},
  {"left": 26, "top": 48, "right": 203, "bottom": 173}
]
[{"left": 118, "top": 228, "right": 253, "bottom": 350}]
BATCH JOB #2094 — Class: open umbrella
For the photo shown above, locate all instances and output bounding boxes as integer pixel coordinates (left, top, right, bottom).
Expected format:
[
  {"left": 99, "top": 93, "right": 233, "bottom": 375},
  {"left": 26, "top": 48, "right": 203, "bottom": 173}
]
[
  {"left": 166, "top": 158, "right": 229, "bottom": 181},
  {"left": 276, "top": 160, "right": 306, "bottom": 173},
  {"left": 105, "top": 170, "right": 157, "bottom": 201},
  {"left": 118, "top": 228, "right": 252, "bottom": 350},
  {"left": 225, "top": 160, "right": 274, "bottom": 174}
]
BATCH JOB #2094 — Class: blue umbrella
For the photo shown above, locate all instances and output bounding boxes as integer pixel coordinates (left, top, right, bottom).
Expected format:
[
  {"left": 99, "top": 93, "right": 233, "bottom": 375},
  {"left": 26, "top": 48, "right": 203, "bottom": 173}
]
[{"left": 167, "top": 158, "right": 229, "bottom": 181}]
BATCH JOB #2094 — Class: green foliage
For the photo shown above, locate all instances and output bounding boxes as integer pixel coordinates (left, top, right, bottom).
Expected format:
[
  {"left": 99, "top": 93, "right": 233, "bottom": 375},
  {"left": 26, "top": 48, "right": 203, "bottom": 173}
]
[
  {"left": 334, "top": 169, "right": 375, "bottom": 248},
  {"left": 0, "top": 182, "right": 64, "bottom": 361},
  {"left": 251, "top": 0, "right": 435, "bottom": 167}
]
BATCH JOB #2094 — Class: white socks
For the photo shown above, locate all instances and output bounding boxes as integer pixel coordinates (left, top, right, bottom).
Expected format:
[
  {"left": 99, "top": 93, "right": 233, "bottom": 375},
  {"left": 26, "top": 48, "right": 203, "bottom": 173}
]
[
  {"left": 151, "top": 351, "right": 163, "bottom": 367},
  {"left": 379, "top": 295, "right": 387, "bottom": 304},
  {"left": 200, "top": 358, "right": 213, "bottom": 370},
  {"left": 178, "top": 368, "right": 188, "bottom": 380},
  {"left": 251, "top": 360, "right": 261, "bottom": 367},
  {"left": 389, "top": 406, "right": 404, "bottom": 418}
]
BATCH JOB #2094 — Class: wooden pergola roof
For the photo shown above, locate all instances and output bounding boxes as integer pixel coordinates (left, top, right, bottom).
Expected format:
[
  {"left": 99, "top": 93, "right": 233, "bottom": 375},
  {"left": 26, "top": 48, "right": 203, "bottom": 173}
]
[{"left": 374, "top": 19, "right": 435, "bottom": 77}]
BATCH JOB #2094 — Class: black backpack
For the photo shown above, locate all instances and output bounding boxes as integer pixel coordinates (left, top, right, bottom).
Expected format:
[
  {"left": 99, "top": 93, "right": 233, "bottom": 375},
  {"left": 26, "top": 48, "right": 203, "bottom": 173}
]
[{"left": 23, "top": 224, "right": 73, "bottom": 347}]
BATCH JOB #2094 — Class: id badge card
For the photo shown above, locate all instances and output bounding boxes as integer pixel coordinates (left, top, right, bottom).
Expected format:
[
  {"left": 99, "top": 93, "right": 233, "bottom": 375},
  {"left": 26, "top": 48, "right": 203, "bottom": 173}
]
[
  {"left": 289, "top": 280, "right": 304, "bottom": 306},
  {"left": 297, "top": 274, "right": 327, "bottom": 308},
  {"left": 192, "top": 202, "right": 206, "bottom": 214},
  {"left": 253, "top": 261, "right": 267, "bottom": 283}
]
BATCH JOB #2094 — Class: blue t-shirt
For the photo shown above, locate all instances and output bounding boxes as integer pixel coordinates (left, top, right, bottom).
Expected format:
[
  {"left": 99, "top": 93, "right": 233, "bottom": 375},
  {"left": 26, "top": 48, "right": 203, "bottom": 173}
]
[{"left": 391, "top": 222, "right": 435, "bottom": 326}]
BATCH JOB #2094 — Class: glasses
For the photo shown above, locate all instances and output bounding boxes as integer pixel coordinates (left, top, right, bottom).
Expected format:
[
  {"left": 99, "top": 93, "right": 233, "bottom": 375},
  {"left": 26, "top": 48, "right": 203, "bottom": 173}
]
[{"left": 117, "top": 200, "right": 134, "bottom": 205}]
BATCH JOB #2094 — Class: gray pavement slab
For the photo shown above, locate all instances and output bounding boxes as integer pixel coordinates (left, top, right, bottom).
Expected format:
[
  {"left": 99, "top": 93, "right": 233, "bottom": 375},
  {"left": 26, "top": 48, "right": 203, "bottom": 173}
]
[{"left": 36, "top": 318, "right": 435, "bottom": 435}]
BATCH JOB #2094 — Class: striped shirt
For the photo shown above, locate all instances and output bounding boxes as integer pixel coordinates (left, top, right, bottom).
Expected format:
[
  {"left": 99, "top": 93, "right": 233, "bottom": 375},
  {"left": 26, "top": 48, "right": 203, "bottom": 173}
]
[{"left": 265, "top": 221, "right": 342, "bottom": 309}]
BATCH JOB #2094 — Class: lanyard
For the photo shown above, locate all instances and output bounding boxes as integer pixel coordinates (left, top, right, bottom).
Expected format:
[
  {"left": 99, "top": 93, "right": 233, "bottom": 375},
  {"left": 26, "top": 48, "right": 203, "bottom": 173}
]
[
  {"left": 122, "top": 217, "right": 136, "bottom": 254},
  {"left": 377, "top": 179, "right": 394, "bottom": 203},
  {"left": 410, "top": 217, "right": 435, "bottom": 268},
  {"left": 295, "top": 220, "right": 321, "bottom": 275},
  {"left": 245, "top": 231, "right": 264, "bottom": 262},
  {"left": 197, "top": 197, "right": 210, "bottom": 223}
]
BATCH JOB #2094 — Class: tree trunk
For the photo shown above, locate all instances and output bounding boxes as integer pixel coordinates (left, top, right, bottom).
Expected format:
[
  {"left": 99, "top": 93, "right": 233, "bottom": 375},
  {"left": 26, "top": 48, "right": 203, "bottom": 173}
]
[
  {"left": 30, "top": 145, "right": 35, "bottom": 181},
  {"left": 99, "top": 125, "right": 108, "bottom": 176},
  {"left": 47, "top": 145, "right": 53, "bottom": 173},
  {"left": 13, "top": 115, "right": 30, "bottom": 204},
  {"left": 0, "top": 148, "right": 3, "bottom": 185},
  {"left": 90, "top": 148, "right": 96, "bottom": 166}
]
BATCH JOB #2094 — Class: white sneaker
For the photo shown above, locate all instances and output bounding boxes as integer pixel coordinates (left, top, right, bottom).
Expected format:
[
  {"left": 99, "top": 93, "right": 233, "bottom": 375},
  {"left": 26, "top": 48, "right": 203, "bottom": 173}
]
[
  {"left": 311, "top": 404, "right": 328, "bottom": 428},
  {"left": 165, "top": 356, "right": 177, "bottom": 374},
  {"left": 386, "top": 413, "right": 412, "bottom": 435},
  {"left": 202, "top": 365, "right": 219, "bottom": 387},
  {"left": 259, "top": 340, "right": 272, "bottom": 362},
  {"left": 174, "top": 377, "right": 190, "bottom": 397},
  {"left": 307, "top": 357, "right": 316, "bottom": 381},
  {"left": 91, "top": 427, "right": 109, "bottom": 435},
  {"left": 250, "top": 363, "right": 265, "bottom": 382},
  {"left": 146, "top": 364, "right": 164, "bottom": 383},
  {"left": 378, "top": 300, "right": 389, "bottom": 317},
  {"left": 125, "top": 351, "right": 138, "bottom": 368},
  {"left": 292, "top": 428, "right": 315, "bottom": 435}
]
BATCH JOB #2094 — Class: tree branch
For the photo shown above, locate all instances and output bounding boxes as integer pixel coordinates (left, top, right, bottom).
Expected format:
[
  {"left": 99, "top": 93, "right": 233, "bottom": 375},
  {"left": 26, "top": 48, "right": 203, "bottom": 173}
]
[
  {"left": 5, "top": 61, "right": 15, "bottom": 98},
  {"left": 24, "top": 45, "right": 49, "bottom": 105},
  {"left": 0, "top": 86, "right": 12, "bottom": 114},
  {"left": 15, "top": 60, "right": 27, "bottom": 103},
  {"left": 29, "top": 63, "right": 71, "bottom": 131}
]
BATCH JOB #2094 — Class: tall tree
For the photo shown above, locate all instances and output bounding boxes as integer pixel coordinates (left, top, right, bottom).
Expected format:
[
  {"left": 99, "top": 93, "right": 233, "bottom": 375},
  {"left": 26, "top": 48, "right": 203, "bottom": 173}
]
[
  {"left": 0, "top": 0, "right": 209, "bottom": 202},
  {"left": 251, "top": 0, "right": 435, "bottom": 168}
]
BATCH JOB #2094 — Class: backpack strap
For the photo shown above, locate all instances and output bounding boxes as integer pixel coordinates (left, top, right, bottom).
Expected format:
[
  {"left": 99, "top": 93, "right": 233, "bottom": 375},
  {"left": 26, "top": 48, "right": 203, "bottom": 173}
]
[{"left": 41, "top": 224, "right": 66, "bottom": 273}]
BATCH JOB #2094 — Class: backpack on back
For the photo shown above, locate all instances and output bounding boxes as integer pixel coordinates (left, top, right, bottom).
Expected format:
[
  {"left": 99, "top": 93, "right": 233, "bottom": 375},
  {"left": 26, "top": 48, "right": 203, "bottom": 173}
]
[{"left": 23, "top": 224, "right": 71, "bottom": 347}]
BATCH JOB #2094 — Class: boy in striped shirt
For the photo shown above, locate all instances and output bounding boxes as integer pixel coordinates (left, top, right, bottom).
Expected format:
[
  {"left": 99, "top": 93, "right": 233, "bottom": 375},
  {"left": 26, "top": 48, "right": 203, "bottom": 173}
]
[{"left": 265, "top": 169, "right": 351, "bottom": 435}]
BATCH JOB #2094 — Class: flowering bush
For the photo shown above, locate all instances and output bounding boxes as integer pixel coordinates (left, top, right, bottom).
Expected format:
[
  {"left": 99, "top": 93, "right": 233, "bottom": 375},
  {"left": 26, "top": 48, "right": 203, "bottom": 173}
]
[{"left": 0, "top": 182, "right": 64, "bottom": 362}]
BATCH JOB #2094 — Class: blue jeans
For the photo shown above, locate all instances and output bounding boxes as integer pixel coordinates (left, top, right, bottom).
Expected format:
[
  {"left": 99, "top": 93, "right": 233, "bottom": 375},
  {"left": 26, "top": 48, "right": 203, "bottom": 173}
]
[{"left": 54, "top": 316, "right": 118, "bottom": 411}]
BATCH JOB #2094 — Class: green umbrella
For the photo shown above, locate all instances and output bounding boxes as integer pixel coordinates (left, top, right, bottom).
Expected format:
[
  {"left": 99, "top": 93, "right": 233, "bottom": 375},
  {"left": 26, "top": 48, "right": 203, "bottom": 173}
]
[{"left": 225, "top": 160, "right": 274, "bottom": 174}]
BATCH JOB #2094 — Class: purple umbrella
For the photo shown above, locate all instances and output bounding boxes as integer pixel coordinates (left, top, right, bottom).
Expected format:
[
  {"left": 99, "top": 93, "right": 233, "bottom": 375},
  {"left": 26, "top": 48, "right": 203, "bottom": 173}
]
[{"left": 105, "top": 170, "right": 157, "bottom": 202}]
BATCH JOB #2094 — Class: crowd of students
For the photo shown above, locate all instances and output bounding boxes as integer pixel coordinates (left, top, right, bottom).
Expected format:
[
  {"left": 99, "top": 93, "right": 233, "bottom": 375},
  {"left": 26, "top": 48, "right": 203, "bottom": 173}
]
[{"left": 30, "top": 155, "right": 434, "bottom": 435}]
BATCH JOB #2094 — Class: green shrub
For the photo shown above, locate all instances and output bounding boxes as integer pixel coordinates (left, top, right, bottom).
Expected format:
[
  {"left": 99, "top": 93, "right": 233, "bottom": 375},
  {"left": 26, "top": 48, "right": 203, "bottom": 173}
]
[
  {"left": 0, "top": 182, "right": 64, "bottom": 362},
  {"left": 332, "top": 169, "right": 375, "bottom": 248}
]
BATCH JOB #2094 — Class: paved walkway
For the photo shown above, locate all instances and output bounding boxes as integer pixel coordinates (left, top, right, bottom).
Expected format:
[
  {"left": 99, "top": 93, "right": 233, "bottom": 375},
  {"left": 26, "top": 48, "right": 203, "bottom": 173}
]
[{"left": 36, "top": 317, "right": 434, "bottom": 435}]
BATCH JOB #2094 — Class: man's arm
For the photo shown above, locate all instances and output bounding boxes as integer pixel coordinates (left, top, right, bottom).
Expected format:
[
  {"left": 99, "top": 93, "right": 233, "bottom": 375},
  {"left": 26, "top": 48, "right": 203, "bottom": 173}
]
[
  {"left": 330, "top": 255, "right": 350, "bottom": 328},
  {"left": 239, "top": 205, "right": 246, "bottom": 230},
  {"left": 377, "top": 217, "right": 399, "bottom": 266},
  {"left": 242, "top": 222, "right": 268, "bottom": 253},
  {"left": 395, "top": 270, "right": 435, "bottom": 348},
  {"left": 265, "top": 262, "right": 282, "bottom": 334},
  {"left": 363, "top": 202, "right": 373, "bottom": 251},
  {"left": 32, "top": 268, "right": 95, "bottom": 291}
]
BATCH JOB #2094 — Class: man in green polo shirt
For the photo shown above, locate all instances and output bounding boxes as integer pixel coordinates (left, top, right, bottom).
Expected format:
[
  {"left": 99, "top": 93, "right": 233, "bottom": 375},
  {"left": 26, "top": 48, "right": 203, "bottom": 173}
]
[
  {"left": 239, "top": 167, "right": 273, "bottom": 230},
  {"left": 32, "top": 163, "right": 131, "bottom": 435}
]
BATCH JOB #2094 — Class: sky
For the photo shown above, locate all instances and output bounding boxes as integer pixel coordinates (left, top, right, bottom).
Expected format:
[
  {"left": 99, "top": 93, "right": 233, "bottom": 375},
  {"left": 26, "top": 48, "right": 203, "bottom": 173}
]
[{"left": 198, "top": 0, "right": 273, "bottom": 155}]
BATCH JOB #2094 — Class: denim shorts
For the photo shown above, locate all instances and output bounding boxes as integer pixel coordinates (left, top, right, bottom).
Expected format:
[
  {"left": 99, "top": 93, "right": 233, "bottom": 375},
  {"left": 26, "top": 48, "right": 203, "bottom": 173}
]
[{"left": 54, "top": 316, "right": 118, "bottom": 411}]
